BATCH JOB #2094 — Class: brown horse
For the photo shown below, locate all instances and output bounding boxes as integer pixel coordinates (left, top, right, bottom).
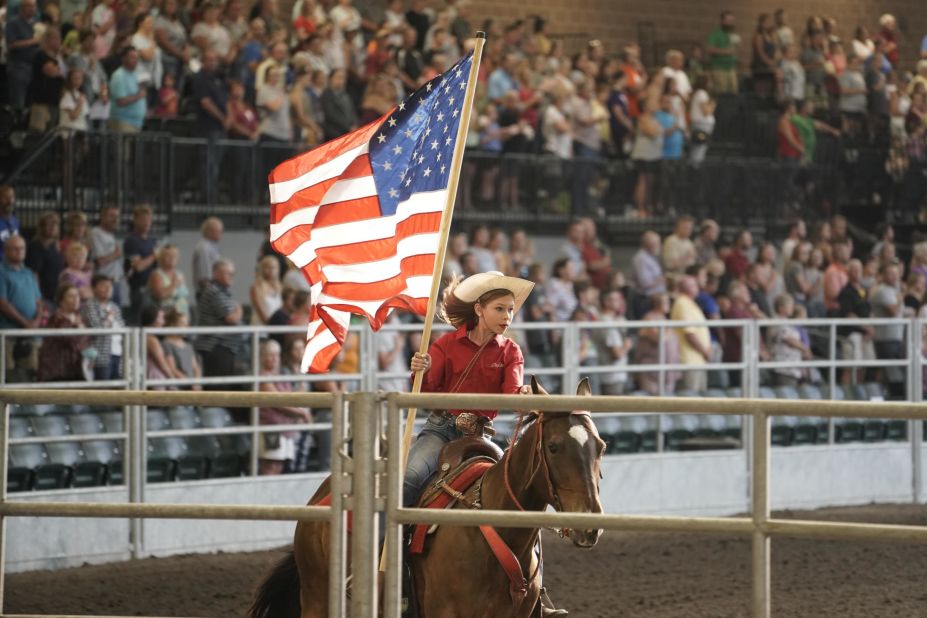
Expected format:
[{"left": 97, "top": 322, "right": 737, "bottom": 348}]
[{"left": 247, "top": 377, "right": 605, "bottom": 618}]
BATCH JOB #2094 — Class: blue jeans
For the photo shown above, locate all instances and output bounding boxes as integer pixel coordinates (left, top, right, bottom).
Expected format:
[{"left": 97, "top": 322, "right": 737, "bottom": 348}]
[{"left": 402, "top": 412, "right": 463, "bottom": 508}]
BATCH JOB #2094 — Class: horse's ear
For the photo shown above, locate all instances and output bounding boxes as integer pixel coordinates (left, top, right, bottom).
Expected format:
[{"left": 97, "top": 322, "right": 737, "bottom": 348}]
[
  {"left": 576, "top": 377, "right": 592, "bottom": 397},
  {"left": 530, "top": 375, "right": 548, "bottom": 395}
]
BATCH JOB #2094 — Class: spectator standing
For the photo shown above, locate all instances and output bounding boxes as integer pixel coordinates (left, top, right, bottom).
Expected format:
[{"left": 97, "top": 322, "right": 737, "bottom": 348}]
[
  {"left": 258, "top": 338, "right": 311, "bottom": 475},
  {"left": 0, "top": 236, "right": 42, "bottom": 332},
  {"left": 89, "top": 205, "right": 125, "bottom": 306},
  {"left": 780, "top": 219, "right": 806, "bottom": 274},
  {"left": 558, "top": 220, "right": 586, "bottom": 281},
  {"left": 291, "top": 67, "right": 323, "bottom": 144},
  {"left": 662, "top": 215, "right": 697, "bottom": 278},
  {"left": 60, "top": 212, "right": 89, "bottom": 255},
  {"left": 25, "top": 212, "right": 65, "bottom": 305},
  {"left": 80, "top": 274, "right": 124, "bottom": 380},
  {"left": 256, "top": 40, "right": 289, "bottom": 92},
  {"left": 395, "top": 26, "right": 424, "bottom": 92},
  {"left": 140, "top": 304, "right": 183, "bottom": 387},
  {"left": 547, "top": 258, "right": 577, "bottom": 323},
  {"left": 578, "top": 218, "right": 611, "bottom": 291},
  {"left": 131, "top": 12, "right": 162, "bottom": 102},
  {"left": 746, "top": 263, "right": 773, "bottom": 318},
  {"left": 90, "top": 0, "right": 117, "bottom": 60},
  {"left": 192, "top": 216, "right": 223, "bottom": 299},
  {"left": 630, "top": 97, "right": 663, "bottom": 218},
  {"left": 836, "top": 259, "right": 875, "bottom": 378},
  {"left": 192, "top": 49, "right": 228, "bottom": 201},
  {"left": 258, "top": 66, "right": 292, "bottom": 142},
  {"left": 635, "top": 293, "right": 680, "bottom": 395},
  {"left": 467, "top": 225, "right": 497, "bottom": 273},
  {"left": 58, "top": 242, "right": 92, "bottom": 303},
  {"left": 590, "top": 289, "right": 631, "bottom": 395},
  {"left": 154, "top": 0, "right": 189, "bottom": 87},
  {"left": 838, "top": 54, "right": 868, "bottom": 140},
  {"left": 148, "top": 244, "right": 190, "bottom": 321},
  {"left": 630, "top": 230, "right": 666, "bottom": 315},
  {"left": 774, "top": 9, "right": 794, "bottom": 48},
  {"left": 688, "top": 75, "right": 716, "bottom": 166},
  {"left": 879, "top": 14, "right": 899, "bottom": 68},
  {"left": 870, "top": 262, "right": 905, "bottom": 397},
  {"left": 108, "top": 46, "right": 147, "bottom": 133},
  {"left": 68, "top": 30, "right": 110, "bottom": 129},
  {"left": 724, "top": 229, "right": 753, "bottom": 281},
  {"left": 780, "top": 44, "right": 805, "bottom": 102},
  {"left": 191, "top": 2, "right": 233, "bottom": 65},
  {"left": 6, "top": 0, "right": 40, "bottom": 110},
  {"left": 607, "top": 71, "right": 633, "bottom": 156},
  {"left": 0, "top": 186, "right": 20, "bottom": 254},
  {"left": 29, "top": 28, "right": 66, "bottom": 132},
  {"left": 823, "top": 239, "right": 851, "bottom": 314},
  {"left": 320, "top": 68, "right": 357, "bottom": 141},
  {"left": 672, "top": 276, "right": 711, "bottom": 392},
  {"left": 194, "top": 259, "right": 247, "bottom": 383},
  {"left": 751, "top": 14, "right": 780, "bottom": 98},
  {"left": 706, "top": 11, "right": 738, "bottom": 94},
  {"left": 161, "top": 308, "right": 202, "bottom": 388},
  {"left": 37, "top": 284, "right": 90, "bottom": 382},
  {"left": 123, "top": 204, "right": 157, "bottom": 322},
  {"left": 250, "top": 255, "right": 283, "bottom": 325},
  {"left": 267, "top": 287, "right": 306, "bottom": 346},
  {"left": 694, "top": 219, "right": 719, "bottom": 266},
  {"left": 720, "top": 280, "right": 765, "bottom": 387},
  {"left": 570, "top": 78, "right": 604, "bottom": 215},
  {"left": 59, "top": 67, "right": 90, "bottom": 130},
  {"left": 766, "top": 293, "right": 810, "bottom": 387}
]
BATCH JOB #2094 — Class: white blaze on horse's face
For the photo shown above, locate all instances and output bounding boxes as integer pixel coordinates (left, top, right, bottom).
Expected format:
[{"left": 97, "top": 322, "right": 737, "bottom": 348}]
[{"left": 568, "top": 425, "right": 589, "bottom": 447}]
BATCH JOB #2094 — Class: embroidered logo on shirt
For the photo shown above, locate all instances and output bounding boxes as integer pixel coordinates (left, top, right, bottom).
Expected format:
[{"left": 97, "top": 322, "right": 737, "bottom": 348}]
[{"left": 489, "top": 362, "right": 504, "bottom": 368}]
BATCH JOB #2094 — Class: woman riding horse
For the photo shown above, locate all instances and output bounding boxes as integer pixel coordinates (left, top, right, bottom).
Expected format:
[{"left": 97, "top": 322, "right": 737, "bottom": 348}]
[{"left": 407, "top": 270, "right": 568, "bottom": 617}]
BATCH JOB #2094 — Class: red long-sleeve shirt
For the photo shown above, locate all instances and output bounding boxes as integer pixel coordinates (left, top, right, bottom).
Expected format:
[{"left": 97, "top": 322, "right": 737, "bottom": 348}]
[{"left": 421, "top": 326, "right": 524, "bottom": 419}]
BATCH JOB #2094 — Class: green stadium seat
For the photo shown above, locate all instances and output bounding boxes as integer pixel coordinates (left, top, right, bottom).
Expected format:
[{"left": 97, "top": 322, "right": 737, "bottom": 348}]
[
  {"left": 820, "top": 384, "right": 845, "bottom": 400},
  {"left": 862, "top": 420, "right": 886, "bottom": 442},
  {"left": 32, "top": 415, "right": 70, "bottom": 436},
  {"left": 836, "top": 420, "right": 863, "bottom": 443},
  {"left": 885, "top": 420, "right": 907, "bottom": 441},
  {"left": 100, "top": 411, "right": 126, "bottom": 433},
  {"left": 68, "top": 413, "right": 105, "bottom": 436},
  {"left": 863, "top": 383, "right": 887, "bottom": 400},
  {"left": 797, "top": 385, "right": 822, "bottom": 400}
]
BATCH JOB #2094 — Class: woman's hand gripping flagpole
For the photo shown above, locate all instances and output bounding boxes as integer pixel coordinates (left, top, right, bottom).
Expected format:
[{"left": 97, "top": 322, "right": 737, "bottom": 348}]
[{"left": 379, "top": 32, "right": 487, "bottom": 573}]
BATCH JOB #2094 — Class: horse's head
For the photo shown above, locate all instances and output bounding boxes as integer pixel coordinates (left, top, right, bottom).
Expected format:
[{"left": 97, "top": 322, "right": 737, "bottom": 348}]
[{"left": 524, "top": 376, "right": 605, "bottom": 549}]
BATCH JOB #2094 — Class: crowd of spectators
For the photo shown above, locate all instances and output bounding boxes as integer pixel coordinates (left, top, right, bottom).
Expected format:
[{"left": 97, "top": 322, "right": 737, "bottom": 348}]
[
  {"left": 4, "top": 2, "right": 927, "bottom": 215},
  {"left": 2, "top": 178, "right": 926, "bottom": 399}
]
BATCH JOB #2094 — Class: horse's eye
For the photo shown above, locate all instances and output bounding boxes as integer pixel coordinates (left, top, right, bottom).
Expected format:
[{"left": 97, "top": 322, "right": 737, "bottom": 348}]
[{"left": 547, "top": 442, "right": 559, "bottom": 454}]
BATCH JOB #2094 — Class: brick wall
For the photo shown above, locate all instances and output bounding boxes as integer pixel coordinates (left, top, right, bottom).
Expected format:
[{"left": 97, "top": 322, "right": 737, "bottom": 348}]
[{"left": 462, "top": 0, "right": 927, "bottom": 70}]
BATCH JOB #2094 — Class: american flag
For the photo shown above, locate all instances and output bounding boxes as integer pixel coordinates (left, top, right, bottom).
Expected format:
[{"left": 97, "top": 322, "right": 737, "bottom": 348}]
[{"left": 269, "top": 52, "right": 474, "bottom": 373}]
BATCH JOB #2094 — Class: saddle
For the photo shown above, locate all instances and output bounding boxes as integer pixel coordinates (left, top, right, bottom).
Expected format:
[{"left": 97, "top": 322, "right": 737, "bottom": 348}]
[{"left": 408, "top": 435, "right": 503, "bottom": 555}]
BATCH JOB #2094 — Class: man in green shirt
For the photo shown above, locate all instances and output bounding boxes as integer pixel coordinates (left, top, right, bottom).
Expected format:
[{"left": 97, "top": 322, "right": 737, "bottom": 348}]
[{"left": 706, "top": 11, "right": 738, "bottom": 94}]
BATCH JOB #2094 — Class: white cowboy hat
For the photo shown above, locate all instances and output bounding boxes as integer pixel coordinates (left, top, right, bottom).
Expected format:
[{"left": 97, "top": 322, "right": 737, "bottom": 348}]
[{"left": 452, "top": 271, "right": 535, "bottom": 315}]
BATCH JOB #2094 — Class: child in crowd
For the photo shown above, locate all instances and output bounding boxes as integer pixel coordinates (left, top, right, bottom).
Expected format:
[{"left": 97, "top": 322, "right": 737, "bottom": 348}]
[{"left": 155, "top": 72, "right": 179, "bottom": 119}]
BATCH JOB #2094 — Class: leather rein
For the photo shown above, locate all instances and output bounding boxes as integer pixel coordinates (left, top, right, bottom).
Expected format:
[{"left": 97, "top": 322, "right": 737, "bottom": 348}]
[{"left": 472, "top": 410, "right": 592, "bottom": 607}]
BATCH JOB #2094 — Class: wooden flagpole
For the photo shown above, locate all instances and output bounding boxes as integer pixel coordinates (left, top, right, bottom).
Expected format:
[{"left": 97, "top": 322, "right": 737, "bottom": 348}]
[{"left": 379, "top": 32, "right": 486, "bottom": 572}]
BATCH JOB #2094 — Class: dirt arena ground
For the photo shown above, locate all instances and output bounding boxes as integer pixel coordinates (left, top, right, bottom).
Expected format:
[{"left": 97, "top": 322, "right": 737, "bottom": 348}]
[{"left": 8, "top": 504, "right": 927, "bottom": 617}]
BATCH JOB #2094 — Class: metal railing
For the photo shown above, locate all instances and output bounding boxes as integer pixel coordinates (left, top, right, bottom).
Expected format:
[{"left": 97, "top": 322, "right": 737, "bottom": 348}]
[
  {"left": 4, "top": 316, "right": 922, "bottom": 487},
  {"left": 4, "top": 388, "right": 927, "bottom": 618}
]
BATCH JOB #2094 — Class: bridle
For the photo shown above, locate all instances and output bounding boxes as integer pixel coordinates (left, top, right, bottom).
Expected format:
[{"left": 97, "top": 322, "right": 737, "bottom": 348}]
[{"left": 502, "top": 411, "right": 597, "bottom": 521}]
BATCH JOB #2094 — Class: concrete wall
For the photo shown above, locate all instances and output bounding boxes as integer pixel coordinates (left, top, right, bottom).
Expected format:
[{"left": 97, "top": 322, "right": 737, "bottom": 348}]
[{"left": 7, "top": 443, "right": 922, "bottom": 572}]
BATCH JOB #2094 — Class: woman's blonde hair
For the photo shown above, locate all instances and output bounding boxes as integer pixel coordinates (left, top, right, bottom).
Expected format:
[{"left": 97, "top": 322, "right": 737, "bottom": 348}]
[{"left": 438, "top": 275, "right": 515, "bottom": 329}]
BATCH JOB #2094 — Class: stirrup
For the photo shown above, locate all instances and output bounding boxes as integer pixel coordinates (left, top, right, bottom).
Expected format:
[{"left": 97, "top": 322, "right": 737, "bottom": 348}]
[{"left": 540, "top": 587, "right": 569, "bottom": 616}]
